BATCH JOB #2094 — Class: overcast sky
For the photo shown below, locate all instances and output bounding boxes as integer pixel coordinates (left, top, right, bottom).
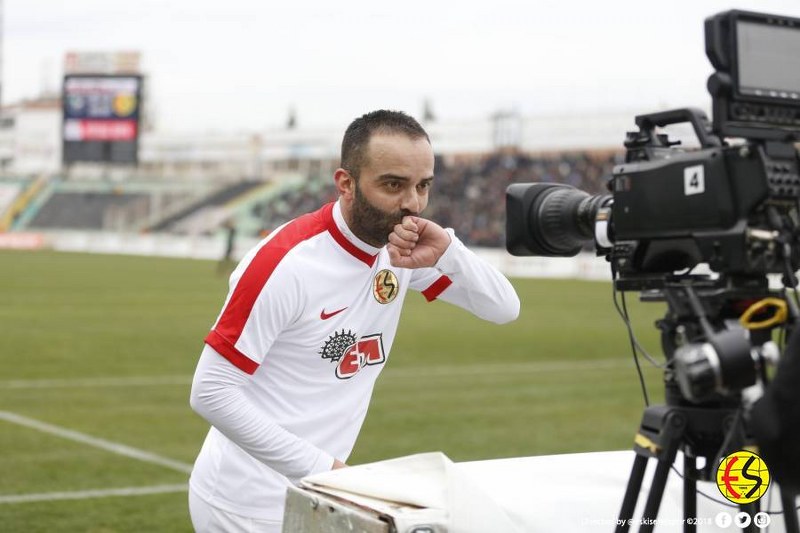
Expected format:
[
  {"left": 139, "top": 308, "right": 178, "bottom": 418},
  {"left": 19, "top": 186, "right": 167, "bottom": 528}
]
[{"left": 5, "top": 0, "right": 800, "bottom": 133}]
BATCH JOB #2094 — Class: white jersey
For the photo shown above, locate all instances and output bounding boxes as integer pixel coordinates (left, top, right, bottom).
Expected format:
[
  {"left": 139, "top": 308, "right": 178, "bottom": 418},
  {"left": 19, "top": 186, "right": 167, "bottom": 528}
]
[{"left": 190, "top": 201, "right": 519, "bottom": 521}]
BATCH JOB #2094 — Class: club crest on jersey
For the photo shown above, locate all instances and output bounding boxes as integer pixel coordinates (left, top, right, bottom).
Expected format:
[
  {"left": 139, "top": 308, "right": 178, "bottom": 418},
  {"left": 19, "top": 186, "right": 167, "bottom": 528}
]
[
  {"left": 373, "top": 269, "right": 399, "bottom": 304},
  {"left": 319, "top": 329, "right": 386, "bottom": 379}
]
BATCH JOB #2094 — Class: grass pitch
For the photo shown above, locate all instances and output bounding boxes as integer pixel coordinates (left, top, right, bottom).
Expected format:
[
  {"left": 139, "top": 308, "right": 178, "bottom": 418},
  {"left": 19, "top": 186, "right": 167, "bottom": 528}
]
[{"left": 0, "top": 250, "right": 666, "bottom": 531}]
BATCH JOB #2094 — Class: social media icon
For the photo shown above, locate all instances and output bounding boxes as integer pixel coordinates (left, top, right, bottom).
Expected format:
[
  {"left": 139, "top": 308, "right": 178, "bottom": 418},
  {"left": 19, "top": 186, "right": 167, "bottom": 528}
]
[
  {"left": 715, "top": 512, "right": 733, "bottom": 528},
  {"left": 754, "top": 512, "right": 771, "bottom": 527},
  {"left": 735, "top": 512, "right": 752, "bottom": 527}
]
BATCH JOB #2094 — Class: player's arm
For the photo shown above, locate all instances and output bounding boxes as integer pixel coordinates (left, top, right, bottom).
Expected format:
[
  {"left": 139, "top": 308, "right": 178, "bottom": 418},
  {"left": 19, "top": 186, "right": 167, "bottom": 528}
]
[
  {"left": 189, "top": 345, "right": 334, "bottom": 482},
  {"left": 396, "top": 218, "right": 519, "bottom": 324},
  {"left": 190, "top": 345, "right": 338, "bottom": 482},
  {"left": 191, "top": 244, "right": 342, "bottom": 480}
]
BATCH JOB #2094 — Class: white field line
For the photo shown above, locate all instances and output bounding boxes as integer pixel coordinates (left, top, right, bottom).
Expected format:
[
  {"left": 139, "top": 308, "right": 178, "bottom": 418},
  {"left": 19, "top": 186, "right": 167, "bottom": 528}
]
[
  {"left": 386, "top": 358, "right": 631, "bottom": 378},
  {"left": 0, "top": 359, "right": 632, "bottom": 390},
  {"left": 0, "top": 411, "right": 193, "bottom": 474},
  {"left": 0, "top": 484, "right": 188, "bottom": 504},
  {"left": 0, "top": 374, "right": 191, "bottom": 389}
]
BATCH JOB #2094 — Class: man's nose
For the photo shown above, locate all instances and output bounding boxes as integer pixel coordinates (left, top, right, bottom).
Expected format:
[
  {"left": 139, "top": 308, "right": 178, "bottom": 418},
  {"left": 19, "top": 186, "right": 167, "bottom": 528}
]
[{"left": 400, "top": 189, "right": 420, "bottom": 214}]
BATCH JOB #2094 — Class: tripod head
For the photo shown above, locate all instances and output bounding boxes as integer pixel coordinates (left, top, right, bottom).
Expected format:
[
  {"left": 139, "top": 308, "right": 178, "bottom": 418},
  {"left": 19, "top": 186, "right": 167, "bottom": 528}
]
[
  {"left": 619, "top": 273, "right": 784, "bottom": 408},
  {"left": 617, "top": 273, "right": 786, "bottom": 468}
]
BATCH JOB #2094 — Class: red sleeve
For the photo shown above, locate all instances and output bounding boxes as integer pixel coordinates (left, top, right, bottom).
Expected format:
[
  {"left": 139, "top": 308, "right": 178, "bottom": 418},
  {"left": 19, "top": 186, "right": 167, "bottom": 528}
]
[{"left": 421, "top": 275, "right": 453, "bottom": 302}]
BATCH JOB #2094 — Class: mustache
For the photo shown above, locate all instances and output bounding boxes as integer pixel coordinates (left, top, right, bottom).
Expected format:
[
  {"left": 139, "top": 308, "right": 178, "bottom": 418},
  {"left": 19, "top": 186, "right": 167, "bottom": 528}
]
[
  {"left": 375, "top": 209, "right": 415, "bottom": 229},
  {"left": 389, "top": 209, "right": 417, "bottom": 225},
  {"left": 391, "top": 209, "right": 416, "bottom": 224}
]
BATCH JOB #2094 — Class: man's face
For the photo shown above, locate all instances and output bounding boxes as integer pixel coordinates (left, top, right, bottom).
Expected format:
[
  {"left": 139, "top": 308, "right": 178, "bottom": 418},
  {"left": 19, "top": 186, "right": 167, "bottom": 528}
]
[{"left": 347, "top": 133, "right": 435, "bottom": 247}]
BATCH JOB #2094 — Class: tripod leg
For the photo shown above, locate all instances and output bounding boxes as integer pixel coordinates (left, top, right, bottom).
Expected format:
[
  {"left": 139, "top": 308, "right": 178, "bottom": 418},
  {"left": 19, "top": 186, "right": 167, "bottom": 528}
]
[
  {"left": 616, "top": 454, "right": 649, "bottom": 533},
  {"left": 683, "top": 454, "right": 696, "bottom": 533},
  {"left": 639, "top": 458, "right": 673, "bottom": 533},
  {"left": 782, "top": 489, "right": 799, "bottom": 533}
]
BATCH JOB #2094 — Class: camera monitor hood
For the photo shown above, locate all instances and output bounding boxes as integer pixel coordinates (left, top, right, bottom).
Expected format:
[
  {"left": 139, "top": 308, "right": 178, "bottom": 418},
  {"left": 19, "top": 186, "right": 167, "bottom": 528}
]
[{"left": 707, "top": 10, "right": 800, "bottom": 141}]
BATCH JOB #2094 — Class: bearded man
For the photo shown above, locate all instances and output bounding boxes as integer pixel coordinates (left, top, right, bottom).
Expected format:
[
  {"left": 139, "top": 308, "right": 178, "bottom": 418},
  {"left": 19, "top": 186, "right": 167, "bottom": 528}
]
[{"left": 188, "top": 110, "right": 520, "bottom": 532}]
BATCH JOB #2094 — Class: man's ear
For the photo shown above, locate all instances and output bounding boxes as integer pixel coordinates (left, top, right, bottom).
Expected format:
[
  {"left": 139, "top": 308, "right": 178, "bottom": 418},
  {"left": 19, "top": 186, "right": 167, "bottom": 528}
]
[{"left": 334, "top": 168, "right": 355, "bottom": 200}]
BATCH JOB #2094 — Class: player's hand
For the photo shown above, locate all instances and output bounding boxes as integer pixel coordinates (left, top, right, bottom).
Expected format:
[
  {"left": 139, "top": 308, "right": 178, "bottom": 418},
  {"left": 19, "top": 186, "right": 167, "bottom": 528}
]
[
  {"left": 388, "top": 216, "right": 451, "bottom": 269},
  {"left": 332, "top": 459, "right": 348, "bottom": 470}
]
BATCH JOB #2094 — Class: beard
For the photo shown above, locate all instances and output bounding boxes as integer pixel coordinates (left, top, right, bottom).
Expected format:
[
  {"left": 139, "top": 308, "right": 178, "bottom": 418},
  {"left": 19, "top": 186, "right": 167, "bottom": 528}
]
[{"left": 350, "top": 182, "right": 413, "bottom": 247}]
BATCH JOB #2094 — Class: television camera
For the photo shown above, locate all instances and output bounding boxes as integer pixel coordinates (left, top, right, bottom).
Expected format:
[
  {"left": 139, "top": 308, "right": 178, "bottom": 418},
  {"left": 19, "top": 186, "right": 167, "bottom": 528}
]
[{"left": 506, "top": 10, "right": 800, "bottom": 533}]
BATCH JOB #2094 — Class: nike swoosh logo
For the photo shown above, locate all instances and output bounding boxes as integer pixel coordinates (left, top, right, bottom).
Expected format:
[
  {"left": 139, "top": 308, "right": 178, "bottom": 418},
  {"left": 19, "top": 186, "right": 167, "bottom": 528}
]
[{"left": 320, "top": 307, "right": 348, "bottom": 320}]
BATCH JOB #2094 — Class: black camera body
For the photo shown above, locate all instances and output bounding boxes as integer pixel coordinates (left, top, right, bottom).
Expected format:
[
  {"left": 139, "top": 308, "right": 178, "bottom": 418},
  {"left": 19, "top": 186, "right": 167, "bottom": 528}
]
[
  {"left": 508, "top": 10, "right": 800, "bottom": 278},
  {"left": 611, "top": 111, "right": 798, "bottom": 277}
]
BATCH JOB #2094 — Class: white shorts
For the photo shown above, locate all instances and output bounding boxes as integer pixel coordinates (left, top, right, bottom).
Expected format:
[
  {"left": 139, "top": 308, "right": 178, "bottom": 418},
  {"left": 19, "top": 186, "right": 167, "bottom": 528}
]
[{"left": 189, "top": 488, "right": 282, "bottom": 533}]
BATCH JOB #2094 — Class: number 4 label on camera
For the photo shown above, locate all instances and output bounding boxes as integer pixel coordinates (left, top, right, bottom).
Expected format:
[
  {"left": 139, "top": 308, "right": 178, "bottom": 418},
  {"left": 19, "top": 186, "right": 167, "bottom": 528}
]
[{"left": 684, "top": 165, "right": 705, "bottom": 196}]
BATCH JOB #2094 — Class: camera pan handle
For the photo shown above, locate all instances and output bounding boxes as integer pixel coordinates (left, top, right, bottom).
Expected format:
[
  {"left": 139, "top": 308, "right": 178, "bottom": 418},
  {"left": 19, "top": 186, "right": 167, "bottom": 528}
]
[{"left": 634, "top": 107, "right": 722, "bottom": 148}]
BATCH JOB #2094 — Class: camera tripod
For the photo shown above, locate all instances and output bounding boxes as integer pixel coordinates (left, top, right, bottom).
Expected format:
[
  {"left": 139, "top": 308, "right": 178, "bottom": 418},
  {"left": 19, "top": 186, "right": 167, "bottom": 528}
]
[{"left": 615, "top": 403, "right": 799, "bottom": 533}]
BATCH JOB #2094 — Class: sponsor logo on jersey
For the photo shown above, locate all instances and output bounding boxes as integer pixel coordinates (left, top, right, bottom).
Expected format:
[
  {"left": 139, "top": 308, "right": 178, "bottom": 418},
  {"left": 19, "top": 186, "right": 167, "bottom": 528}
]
[
  {"left": 373, "top": 269, "right": 398, "bottom": 304},
  {"left": 319, "top": 329, "right": 386, "bottom": 379},
  {"left": 320, "top": 307, "right": 348, "bottom": 320}
]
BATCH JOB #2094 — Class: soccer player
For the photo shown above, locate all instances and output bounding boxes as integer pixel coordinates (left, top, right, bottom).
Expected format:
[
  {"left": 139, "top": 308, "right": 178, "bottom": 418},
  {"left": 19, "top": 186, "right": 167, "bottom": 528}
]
[{"left": 188, "top": 110, "right": 520, "bottom": 532}]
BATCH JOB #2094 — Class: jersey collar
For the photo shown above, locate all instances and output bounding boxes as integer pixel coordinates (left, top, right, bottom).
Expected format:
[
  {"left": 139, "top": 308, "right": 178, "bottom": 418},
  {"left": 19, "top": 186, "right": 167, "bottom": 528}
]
[{"left": 328, "top": 201, "right": 380, "bottom": 267}]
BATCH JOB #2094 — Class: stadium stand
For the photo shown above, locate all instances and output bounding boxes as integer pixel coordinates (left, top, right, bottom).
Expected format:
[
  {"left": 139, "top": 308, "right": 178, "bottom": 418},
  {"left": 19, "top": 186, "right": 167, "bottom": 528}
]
[
  {"left": 254, "top": 149, "right": 621, "bottom": 247},
  {"left": 0, "top": 182, "right": 23, "bottom": 227},
  {"left": 28, "top": 190, "right": 151, "bottom": 231},
  {"left": 3, "top": 149, "right": 620, "bottom": 246},
  {"left": 148, "top": 180, "right": 265, "bottom": 233},
  {"left": 427, "top": 150, "right": 620, "bottom": 246},
  {"left": 0, "top": 177, "right": 48, "bottom": 231},
  {"left": 256, "top": 177, "right": 338, "bottom": 233}
]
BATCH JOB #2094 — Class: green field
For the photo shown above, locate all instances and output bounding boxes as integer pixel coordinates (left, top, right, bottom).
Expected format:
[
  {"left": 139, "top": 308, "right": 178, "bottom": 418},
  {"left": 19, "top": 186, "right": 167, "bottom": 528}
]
[{"left": 0, "top": 250, "right": 667, "bottom": 532}]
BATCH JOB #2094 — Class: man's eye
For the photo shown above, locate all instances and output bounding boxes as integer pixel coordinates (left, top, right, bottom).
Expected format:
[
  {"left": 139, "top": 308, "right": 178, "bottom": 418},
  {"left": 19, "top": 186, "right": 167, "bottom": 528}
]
[
  {"left": 418, "top": 182, "right": 432, "bottom": 191},
  {"left": 386, "top": 182, "right": 402, "bottom": 190}
]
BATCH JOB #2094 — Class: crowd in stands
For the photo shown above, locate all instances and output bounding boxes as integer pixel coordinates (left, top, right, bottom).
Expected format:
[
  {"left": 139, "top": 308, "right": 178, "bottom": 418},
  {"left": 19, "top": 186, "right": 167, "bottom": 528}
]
[
  {"left": 259, "top": 150, "right": 622, "bottom": 248},
  {"left": 255, "top": 178, "right": 338, "bottom": 232},
  {"left": 3, "top": 150, "right": 621, "bottom": 242}
]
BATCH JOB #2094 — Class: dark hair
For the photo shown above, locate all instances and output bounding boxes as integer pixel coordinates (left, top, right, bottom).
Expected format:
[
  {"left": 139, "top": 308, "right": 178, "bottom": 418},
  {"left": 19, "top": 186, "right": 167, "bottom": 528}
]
[{"left": 341, "top": 110, "right": 430, "bottom": 178}]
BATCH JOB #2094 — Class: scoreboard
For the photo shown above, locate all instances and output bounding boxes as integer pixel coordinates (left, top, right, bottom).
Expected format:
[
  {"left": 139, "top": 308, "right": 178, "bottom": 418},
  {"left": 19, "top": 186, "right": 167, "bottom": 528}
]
[{"left": 62, "top": 75, "right": 143, "bottom": 165}]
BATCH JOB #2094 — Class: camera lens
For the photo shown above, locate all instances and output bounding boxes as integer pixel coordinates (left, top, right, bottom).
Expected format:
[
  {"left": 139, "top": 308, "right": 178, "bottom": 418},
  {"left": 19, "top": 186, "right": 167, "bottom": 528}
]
[{"left": 506, "top": 183, "right": 611, "bottom": 257}]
